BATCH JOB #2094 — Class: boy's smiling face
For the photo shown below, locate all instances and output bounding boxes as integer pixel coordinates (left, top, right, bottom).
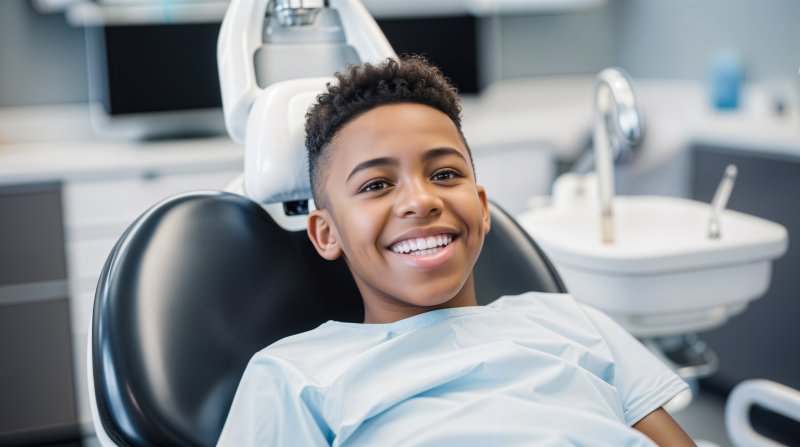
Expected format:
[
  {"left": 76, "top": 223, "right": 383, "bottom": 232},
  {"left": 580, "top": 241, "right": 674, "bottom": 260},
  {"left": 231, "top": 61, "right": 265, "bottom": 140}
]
[{"left": 307, "top": 102, "right": 491, "bottom": 324}]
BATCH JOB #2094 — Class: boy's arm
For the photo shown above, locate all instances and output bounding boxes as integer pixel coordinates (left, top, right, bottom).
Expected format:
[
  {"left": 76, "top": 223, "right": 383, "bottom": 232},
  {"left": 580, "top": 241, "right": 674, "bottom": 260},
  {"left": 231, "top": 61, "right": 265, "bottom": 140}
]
[
  {"left": 632, "top": 407, "right": 697, "bottom": 446},
  {"left": 576, "top": 303, "right": 695, "bottom": 441}
]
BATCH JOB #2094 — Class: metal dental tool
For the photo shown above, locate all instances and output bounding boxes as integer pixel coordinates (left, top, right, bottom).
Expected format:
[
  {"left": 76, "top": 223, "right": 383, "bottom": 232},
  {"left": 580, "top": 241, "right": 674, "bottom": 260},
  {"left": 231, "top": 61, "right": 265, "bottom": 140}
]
[{"left": 708, "top": 164, "right": 738, "bottom": 239}]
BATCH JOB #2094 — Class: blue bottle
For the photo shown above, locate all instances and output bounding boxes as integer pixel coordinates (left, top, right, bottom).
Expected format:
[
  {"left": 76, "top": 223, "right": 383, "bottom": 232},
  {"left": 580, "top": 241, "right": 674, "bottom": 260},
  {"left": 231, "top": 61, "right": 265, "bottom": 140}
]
[{"left": 710, "top": 50, "right": 743, "bottom": 110}]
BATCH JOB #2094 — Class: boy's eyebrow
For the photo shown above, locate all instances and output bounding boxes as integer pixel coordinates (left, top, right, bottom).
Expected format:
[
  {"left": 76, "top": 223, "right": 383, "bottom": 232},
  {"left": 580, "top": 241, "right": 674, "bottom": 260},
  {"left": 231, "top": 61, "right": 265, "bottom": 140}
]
[
  {"left": 345, "top": 147, "right": 468, "bottom": 183},
  {"left": 346, "top": 156, "right": 399, "bottom": 182},
  {"left": 423, "top": 147, "right": 467, "bottom": 163}
]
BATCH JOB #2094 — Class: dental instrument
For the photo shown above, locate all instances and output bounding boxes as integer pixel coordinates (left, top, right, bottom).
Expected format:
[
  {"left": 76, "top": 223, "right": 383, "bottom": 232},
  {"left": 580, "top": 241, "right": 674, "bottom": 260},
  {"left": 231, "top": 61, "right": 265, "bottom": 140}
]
[{"left": 707, "top": 164, "right": 738, "bottom": 240}]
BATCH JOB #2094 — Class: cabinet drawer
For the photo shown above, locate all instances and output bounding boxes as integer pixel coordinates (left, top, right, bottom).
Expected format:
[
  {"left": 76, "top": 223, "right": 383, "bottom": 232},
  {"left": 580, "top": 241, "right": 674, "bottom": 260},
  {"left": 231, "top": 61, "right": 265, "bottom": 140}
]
[
  {"left": 0, "top": 183, "right": 66, "bottom": 286},
  {"left": 0, "top": 298, "right": 78, "bottom": 441},
  {"left": 63, "top": 170, "right": 239, "bottom": 232}
]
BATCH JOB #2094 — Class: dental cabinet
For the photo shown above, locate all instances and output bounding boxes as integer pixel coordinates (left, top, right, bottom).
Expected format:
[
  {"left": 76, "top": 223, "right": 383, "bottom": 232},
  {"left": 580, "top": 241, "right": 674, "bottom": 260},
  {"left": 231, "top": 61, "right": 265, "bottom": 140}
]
[
  {"left": 692, "top": 143, "right": 800, "bottom": 393},
  {"left": 0, "top": 182, "right": 77, "bottom": 445},
  {"left": 0, "top": 106, "right": 242, "bottom": 444}
]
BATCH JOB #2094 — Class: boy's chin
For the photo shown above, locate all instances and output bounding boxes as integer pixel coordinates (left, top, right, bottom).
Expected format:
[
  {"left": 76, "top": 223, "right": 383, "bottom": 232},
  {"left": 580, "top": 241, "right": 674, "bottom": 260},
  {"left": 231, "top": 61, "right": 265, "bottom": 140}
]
[
  {"left": 402, "top": 297, "right": 452, "bottom": 309},
  {"left": 355, "top": 270, "right": 476, "bottom": 312},
  {"left": 397, "top": 288, "right": 468, "bottom": 309}
]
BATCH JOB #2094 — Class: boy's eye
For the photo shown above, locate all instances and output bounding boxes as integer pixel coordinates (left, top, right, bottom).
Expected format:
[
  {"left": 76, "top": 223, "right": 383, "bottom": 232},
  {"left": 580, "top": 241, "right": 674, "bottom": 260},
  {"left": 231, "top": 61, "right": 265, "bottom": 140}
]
[
  {"left": 431, "top": 169, "right": 462, "bottom": 182},
  {"left": 359, "top": 179, "right": 391, "bottom": 193}
]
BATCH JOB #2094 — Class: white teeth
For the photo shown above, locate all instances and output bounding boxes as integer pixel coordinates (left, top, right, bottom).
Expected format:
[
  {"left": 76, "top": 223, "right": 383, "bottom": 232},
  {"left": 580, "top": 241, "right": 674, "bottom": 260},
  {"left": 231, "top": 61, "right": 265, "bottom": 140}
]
[
  {"left": 426, "top": 236, "right": 437, "bottom": 248},
  {"left": 390, "top": 234, "right": 453, "bottom": 254}
]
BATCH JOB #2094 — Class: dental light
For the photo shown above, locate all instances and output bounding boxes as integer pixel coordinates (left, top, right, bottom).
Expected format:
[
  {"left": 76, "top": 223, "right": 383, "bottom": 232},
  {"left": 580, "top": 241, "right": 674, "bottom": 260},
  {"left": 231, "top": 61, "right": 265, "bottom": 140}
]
[{"left": 218, "top": 0, "right": 396, "bottom": 203}]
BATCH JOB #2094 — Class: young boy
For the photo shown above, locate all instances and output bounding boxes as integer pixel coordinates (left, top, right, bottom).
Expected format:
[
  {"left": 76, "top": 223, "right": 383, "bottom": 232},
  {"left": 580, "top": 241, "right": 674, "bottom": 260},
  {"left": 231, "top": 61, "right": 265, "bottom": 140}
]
[{"left": 217, "top": 56, "right": 696, "bottom": 446}]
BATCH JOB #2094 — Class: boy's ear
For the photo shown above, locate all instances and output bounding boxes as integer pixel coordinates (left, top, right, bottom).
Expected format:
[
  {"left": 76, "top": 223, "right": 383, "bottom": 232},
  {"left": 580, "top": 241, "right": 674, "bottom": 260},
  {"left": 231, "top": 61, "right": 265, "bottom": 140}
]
[
  {"left": 307, "top": 209, "right": 343, "bottom": 261},
  {"left": 476, "top": 185, "right": 491, "bottom": 235}
]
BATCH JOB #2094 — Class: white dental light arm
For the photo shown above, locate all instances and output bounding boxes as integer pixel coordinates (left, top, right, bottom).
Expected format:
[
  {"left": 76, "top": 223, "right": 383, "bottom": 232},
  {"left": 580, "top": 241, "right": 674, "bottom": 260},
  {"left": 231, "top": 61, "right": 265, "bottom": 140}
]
[
  {"left": 218, "top": 0, "right": 396, "bottom": 144},
  {"left": 330, "top": 0, "right": 396, "bottom": 64},
  {"left": 218, "top": 0, "right": 266, "bottom": 144}
]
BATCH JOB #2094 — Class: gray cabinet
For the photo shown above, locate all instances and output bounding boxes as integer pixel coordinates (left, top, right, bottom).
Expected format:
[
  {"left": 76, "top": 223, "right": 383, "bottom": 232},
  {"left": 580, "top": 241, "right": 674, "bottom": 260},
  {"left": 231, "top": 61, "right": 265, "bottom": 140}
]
[
  {"left": 0, "top": 128, "right": 242, "bottom": 441},
  {"left": 0, "top": 183, "right": 67, "bottom": 285},
  {"left": 692, "top": 144, "right": 800, "bottom": 391},
  {"left": 0, "top": 183, "right": 79, "bottom": 445}
]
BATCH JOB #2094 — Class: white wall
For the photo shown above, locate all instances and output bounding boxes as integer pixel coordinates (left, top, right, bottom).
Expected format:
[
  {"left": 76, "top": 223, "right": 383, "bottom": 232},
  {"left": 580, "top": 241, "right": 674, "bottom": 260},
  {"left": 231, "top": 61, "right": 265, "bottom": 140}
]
[
  {"left": 613, "top": 0, "right": 800, "bottom": 82},
  {"left": 0, "top": 1, "right": 87, "bottom": 107}
]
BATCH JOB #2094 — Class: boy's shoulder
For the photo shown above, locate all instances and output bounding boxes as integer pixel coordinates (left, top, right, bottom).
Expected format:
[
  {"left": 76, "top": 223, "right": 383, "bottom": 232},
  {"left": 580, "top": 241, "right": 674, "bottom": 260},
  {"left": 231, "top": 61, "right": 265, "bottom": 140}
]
[
  {"left": 247, "top": 319, "right": 377, "bottom": 381},
  {"left": 489, "top": 291, "right": 589, "bottom": 319},
  {"left": 489, "top": 292, "right": 617, "bottom": 344}
]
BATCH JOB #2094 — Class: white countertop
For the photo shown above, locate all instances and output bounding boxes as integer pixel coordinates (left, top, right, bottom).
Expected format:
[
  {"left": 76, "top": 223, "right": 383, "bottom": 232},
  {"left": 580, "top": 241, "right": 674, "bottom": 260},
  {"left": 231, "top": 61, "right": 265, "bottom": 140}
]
[
  {"left": 0, "top": 104, "right": 243, "bottom": 186},
  {"left": 0, "top": 137, "right": 243, "bottom": 186},
  {"left": 2, "top": 77, "right": 799, "bottom": 187},
  {"left": 463, "top": 75, "right": 800, "bottom": 161}
]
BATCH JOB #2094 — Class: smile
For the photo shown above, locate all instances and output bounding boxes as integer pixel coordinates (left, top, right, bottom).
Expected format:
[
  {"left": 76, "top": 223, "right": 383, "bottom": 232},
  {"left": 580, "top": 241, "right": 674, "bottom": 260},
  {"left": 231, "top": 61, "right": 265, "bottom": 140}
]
[{"left": 389, "top": 234, "right": 454, "bottom": 256}]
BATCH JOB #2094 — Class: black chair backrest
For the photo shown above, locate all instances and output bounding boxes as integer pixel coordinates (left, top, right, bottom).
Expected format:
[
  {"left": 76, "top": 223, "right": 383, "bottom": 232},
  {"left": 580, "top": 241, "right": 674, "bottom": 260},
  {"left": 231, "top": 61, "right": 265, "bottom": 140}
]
[{"left": 92, "top": 191, "right": 565, "bottom": 446}]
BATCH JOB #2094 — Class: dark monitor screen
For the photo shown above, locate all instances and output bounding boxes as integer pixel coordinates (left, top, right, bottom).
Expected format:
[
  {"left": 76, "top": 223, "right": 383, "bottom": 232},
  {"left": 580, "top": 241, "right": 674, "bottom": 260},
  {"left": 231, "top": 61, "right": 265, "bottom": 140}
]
[
  {"left": 86, "top": 15, "right": 478, "bottom": 118},
  {"left": 93, "top": 22, "right": 223, "bottom": 116},
  {"left": 376, "top": 15, "right": 480, "bottom": 94}
]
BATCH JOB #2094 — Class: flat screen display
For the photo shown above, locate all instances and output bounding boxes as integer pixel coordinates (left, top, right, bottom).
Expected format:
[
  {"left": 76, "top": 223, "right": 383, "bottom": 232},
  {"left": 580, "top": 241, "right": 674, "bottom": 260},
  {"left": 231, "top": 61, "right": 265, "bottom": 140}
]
[
  {"left": 376, "top": 15, "right": 480, "bottom": 94},
  {"left": 94, "top": 22, "right": 223, "bottom": 115}
]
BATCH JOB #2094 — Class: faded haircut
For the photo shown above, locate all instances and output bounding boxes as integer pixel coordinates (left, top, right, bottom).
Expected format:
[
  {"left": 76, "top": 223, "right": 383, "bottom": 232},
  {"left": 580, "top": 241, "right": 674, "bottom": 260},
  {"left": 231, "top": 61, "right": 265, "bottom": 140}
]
[{"left": 304, "top": 55, "right": 471, "bottom": 208}]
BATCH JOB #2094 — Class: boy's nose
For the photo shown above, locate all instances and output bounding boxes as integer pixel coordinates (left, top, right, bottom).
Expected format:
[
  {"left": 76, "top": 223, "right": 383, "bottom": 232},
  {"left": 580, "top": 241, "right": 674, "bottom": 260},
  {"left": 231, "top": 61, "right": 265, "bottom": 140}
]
[{"left": 395, "top": 181, "right": 443, "bottom": 218}]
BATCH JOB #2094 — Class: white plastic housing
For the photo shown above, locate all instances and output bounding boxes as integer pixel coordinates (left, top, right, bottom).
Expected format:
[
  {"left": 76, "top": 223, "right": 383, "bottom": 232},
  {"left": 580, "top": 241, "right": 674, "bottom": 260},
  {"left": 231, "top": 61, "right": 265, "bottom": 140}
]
[
  {"left": 244, "top": 77, "right": 332, "bottom": 204},
  {"left": 726, "top": 379, "right": 800, "bottom": 447},
  {"left": 218, "top": 0, "right": 395, "bottom": 144}
]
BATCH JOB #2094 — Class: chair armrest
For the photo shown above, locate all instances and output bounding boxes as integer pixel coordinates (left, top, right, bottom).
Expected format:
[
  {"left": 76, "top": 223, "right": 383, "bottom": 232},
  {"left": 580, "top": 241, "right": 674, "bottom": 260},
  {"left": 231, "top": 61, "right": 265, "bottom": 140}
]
[{"left": 726, "top": 379, "right": 800, "bottom": 447}]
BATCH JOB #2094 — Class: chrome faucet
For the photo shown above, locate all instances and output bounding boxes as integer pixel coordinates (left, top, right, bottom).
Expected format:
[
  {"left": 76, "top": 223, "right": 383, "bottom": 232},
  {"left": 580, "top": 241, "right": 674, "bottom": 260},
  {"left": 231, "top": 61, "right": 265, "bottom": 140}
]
[{"left": 593, "top": 68, "right": 644, "bottom": 244}]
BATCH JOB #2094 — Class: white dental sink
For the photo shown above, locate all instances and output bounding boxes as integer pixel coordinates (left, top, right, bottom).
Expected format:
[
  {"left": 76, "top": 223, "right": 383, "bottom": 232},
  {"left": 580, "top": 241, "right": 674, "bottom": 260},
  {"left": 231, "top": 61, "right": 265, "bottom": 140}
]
[{"left": 517, "top": 195, "right": 789, "bottom": 337}]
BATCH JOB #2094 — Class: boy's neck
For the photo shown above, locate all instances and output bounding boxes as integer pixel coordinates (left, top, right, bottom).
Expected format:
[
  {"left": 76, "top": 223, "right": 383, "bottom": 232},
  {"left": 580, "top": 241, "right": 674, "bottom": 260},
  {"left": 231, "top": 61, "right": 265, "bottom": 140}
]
[{"left": 361, "top": 275, "right": 479, "bottom": 324}]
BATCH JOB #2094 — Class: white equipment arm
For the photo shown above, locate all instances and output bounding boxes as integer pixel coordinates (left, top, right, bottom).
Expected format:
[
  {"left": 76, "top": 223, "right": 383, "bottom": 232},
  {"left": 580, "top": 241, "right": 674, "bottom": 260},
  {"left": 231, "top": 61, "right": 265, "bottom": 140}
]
[
  {"left": 218, "top": 0, "right": 395, "bottom": 144},
  {"left": 726, "top": 379, "right": 800, "bottom": 447}
]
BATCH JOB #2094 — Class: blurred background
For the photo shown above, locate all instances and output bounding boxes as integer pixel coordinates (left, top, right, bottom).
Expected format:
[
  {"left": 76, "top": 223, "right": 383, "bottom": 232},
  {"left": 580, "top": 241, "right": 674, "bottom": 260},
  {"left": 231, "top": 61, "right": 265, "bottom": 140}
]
[
  {"left": 3, "top": 0, "right": 800, "bottom": 105},
  {"left": 1, "top": 0, "right": 798, "bottom": 445}
]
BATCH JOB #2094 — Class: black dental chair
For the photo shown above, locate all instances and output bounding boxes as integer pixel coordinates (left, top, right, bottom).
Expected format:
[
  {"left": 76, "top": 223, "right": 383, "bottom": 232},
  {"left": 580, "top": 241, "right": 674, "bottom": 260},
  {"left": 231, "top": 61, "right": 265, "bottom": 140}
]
[{"left": 89, "top": 190, "right": 565, "bottom": 446}]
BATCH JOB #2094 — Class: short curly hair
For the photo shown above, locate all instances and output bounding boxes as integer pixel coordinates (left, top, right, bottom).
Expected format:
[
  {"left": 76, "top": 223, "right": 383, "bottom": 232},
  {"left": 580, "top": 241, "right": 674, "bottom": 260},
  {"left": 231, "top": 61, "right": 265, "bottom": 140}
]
[{"left": 305, "top": 56, "right": 471, "bottom": 208}]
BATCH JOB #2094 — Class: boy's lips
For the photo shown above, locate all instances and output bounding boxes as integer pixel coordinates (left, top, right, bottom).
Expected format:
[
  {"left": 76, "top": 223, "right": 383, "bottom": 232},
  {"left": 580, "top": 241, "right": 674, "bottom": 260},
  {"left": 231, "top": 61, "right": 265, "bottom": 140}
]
[
  {"left": 387, "top": 228, "right": 459, "bottom": 268},
  {"left": 389, "top": 233, "right": 454, "bottom": 254},
  {"left": 387, "top": 227, "right": 459, "bottom": 250}
]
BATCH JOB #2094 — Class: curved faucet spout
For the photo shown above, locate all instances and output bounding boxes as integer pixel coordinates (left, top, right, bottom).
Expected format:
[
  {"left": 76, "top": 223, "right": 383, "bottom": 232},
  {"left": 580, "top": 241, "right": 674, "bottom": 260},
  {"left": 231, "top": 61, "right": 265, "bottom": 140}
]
[{"left": 593, "top": 68, "right": 644, "bottom": 244}]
